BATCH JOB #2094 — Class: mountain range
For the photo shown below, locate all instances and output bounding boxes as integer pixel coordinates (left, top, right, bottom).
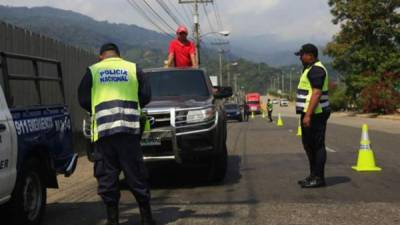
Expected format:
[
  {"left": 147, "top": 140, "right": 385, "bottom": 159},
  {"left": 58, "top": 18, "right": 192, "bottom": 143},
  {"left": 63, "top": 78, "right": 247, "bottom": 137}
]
[{"left": 0, "top": 5, "right": 337, "bottom": 93}]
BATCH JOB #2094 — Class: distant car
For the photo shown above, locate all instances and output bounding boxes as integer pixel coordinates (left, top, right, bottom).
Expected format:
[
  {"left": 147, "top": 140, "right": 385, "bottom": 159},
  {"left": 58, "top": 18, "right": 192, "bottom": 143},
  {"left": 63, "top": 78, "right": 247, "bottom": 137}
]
[
  {"left": 224, "top": 103, "right": 243, "bottom": 122},
  {"left": 280, "top": 99, "right": 289, "bottom": 107},
  {"left": 272, "top": 99, "right": 279, "bottom": 104}
]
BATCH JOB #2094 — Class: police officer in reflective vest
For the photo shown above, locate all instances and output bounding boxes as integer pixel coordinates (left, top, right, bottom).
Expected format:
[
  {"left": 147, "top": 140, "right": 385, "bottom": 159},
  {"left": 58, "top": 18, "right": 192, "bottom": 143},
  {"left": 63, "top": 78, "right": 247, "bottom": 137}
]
[
  {"left": 78, "top": 43, "right": 155, "bottom": 225},
  {"left": 267, "top": 99, "right": 273, "bottom": 122},
  {"left": 295, "top": 43, "right": 330, "bottom": 188}
]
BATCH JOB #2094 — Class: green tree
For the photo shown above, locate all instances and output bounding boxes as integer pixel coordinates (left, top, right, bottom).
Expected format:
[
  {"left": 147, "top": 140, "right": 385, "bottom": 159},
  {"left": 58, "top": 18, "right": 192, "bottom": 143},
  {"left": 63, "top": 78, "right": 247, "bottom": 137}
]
[{"left": 325, "top": 0, "right": 400, "bottom": 113}]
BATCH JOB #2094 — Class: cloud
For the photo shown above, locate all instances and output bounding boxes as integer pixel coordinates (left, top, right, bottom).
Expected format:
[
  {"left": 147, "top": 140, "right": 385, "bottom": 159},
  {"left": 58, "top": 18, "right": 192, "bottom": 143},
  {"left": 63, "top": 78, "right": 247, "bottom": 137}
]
[
  {"left": 0, "top": 0, "right": 339, "bottom": 42},
  {"left": 223, "top": 0, "right": 280, "bottom": 15},
  {"left": 218, "top": 0, "right": 338, "bottom": 41}
]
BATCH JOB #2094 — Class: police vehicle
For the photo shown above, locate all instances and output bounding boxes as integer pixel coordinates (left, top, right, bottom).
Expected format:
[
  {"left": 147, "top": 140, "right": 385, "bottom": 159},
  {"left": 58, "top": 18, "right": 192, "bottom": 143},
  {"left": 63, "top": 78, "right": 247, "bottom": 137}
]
[{"left": 0, "top": 52, "right": 77, "bottom": 225}]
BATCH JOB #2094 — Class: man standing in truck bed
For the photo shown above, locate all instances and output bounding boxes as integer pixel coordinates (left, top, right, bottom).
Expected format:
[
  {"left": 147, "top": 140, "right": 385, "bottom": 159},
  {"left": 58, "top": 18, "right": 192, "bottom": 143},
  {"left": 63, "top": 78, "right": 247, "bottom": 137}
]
[
  {"left": 78, "top": 43, "right": 155, "bottom": 225},
  {"left": 167, "top": 25, "right": 198, "bottom": 68}
]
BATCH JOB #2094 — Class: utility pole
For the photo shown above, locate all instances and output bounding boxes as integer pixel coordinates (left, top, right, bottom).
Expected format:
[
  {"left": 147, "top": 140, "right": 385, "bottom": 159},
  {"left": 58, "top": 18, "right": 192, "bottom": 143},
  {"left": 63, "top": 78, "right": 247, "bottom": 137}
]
[
  {"left": 276, "top": 75, "right": 280, "bottom": 92},
  {"left": 216, "top": 48, "right": 229, "bottom": 86},
  {"left": 211, "top": 40, "right": 229, "bottom": 86},
  {"left": 227, "top": 63, "right": 231, "bottom": 87},
  {"left": 179, "top": 0, "right": 213, "bottom": 65},
  {"left": 218, "top": 49, "right": 224, "bottom": 86},
  {"left": 289, "top": 72, "right": 292, "bottom": 95},
  {"left": 234, "top": 73, "right": 239, "bottom": 94}
]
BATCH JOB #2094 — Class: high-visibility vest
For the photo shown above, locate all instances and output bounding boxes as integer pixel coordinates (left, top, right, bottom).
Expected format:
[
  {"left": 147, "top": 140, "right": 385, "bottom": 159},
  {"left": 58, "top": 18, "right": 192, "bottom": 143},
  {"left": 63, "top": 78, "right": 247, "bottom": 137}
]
[
  {"left": 296, "top": 61, "right": 330, "bottom": 114},
  {"left": 267, "top": 102, "right": 273, "bottom": 111},
  {"left": 90, "top": 57, "right": 140, "bottom": 142}
]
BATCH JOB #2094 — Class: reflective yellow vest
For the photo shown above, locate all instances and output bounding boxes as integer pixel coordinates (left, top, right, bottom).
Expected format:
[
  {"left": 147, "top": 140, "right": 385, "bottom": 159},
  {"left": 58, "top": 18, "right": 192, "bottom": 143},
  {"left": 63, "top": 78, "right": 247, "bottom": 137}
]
[
  {"left": 90, "top": 57, "right": 140, "bottom": 142},
  {"left": 296, "top": 61, "right": 330, "bottom": 114}
]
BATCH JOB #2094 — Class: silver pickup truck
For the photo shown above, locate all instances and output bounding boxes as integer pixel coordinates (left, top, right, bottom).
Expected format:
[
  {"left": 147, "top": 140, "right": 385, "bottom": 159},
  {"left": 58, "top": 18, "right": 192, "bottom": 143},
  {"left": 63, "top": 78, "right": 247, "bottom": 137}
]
[{"left": 141, "top": 68, "right": 232, "bottom": 182}]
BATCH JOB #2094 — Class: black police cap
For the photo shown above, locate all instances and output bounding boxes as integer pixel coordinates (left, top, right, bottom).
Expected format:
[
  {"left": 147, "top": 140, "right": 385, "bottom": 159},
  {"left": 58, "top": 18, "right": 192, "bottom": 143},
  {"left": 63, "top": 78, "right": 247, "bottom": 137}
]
[
  {"left": 100, "top": 43, "right": 120, "bottom": 55},
  {"left": 295, "top": 43, "right": 318, "bottom": 57}
]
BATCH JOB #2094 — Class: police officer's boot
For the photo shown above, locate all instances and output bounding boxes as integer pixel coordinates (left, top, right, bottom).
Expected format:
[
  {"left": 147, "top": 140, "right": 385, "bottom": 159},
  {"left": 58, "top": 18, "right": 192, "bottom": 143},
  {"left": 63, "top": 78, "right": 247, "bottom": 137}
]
[
  {"left": 106, "top": 204, "right": 119, "bottom": 225},
  {"left": 139, "top": 202, "right": 156, "bottom": 225}
]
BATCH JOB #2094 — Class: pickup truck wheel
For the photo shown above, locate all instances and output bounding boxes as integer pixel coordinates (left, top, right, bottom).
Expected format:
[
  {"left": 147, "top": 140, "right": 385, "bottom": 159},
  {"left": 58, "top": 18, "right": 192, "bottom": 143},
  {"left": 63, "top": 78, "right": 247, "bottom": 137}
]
[
  {"left": 9, "top": 160, "right": 46, "bottom": 225},
  {"left": 208, "top": 136, "right": 228, "bottom": 183}
]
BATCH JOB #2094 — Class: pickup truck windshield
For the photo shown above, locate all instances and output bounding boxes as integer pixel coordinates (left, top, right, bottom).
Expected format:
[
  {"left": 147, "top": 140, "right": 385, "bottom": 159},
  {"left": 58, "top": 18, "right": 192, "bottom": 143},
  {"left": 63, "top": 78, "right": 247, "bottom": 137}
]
[
  {"left": 147, "top": 70, "right": 210, "bottom": 97},
  {"left": 247, "top": 101, "right": 259, "bottom": 104},
  {"left": 225, "top": 104, "right": 239, "bottom": 110}
]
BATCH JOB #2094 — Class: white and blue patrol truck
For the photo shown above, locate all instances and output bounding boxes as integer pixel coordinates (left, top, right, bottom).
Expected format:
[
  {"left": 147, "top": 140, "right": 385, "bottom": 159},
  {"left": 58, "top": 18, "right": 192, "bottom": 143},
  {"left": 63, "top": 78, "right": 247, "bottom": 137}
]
[{"left": 0, "top": 52, "right": 78, "bottom": 225}]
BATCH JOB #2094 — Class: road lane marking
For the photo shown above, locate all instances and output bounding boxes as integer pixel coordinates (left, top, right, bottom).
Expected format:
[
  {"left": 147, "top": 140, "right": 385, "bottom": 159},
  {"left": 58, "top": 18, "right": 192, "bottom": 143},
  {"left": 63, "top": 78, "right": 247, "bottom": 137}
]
[{"left": 326, "top": 147, "right": 337, "bottom": 153}]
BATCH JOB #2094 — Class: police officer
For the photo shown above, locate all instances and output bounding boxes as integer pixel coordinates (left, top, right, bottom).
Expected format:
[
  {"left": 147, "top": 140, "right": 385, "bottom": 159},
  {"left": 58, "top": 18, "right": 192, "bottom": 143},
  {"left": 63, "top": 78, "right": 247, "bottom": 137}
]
[
  {"left": 243, "top": 102, "right": 250, "bottom": 122},
  {"left": 267, "top": 99, "right": 273, "bottom": 122},
  {"left": 295, "top": 43, "right": 330, "bottom": 188},
  {"left": 78, "top": 43, "right": 156, "bottom": 225}
]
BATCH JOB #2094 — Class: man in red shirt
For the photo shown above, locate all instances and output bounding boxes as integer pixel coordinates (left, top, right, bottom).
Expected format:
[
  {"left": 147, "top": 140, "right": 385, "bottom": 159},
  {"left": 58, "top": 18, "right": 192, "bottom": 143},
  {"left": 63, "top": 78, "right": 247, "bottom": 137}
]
[{"left": 167, "top": 25, "right": 197, "bottom": 68}]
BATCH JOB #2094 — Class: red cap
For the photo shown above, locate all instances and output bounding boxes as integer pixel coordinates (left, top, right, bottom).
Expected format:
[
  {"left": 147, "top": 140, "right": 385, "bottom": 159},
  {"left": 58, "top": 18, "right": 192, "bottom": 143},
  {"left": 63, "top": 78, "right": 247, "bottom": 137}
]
[{"left": 176, "top": 25, "right": 188, "bottom": 34}]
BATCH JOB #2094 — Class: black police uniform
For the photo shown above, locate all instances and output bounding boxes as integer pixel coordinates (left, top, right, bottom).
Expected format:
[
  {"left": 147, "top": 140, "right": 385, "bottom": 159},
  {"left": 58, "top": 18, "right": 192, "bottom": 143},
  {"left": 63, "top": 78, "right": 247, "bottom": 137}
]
[
  {"left": 78, "top": 66, "right": 152, "bottom": 214},
  {"left": 300, "top": 63, "right": 330, "bottom": 181}
]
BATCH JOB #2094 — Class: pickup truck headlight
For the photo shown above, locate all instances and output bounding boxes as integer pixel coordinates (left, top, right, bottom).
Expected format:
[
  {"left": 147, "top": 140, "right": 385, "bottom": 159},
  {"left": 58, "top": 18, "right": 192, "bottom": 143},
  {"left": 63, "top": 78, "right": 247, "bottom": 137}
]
[{"left": 186, "top": 107, "right": 215, "bottom": 124}]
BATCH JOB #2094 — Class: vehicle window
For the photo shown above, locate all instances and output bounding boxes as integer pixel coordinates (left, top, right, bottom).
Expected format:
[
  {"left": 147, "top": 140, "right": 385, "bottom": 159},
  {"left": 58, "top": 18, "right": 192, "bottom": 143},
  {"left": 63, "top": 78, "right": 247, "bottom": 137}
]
[
  {"left": 247, "top": 101, "right": 259, "bottom": 104},
  {"left": 224, "top": 104, "right": 238, "bottom": 110},
  {"left": 147, "top": 70, "right": 210, "bottom": 97}
]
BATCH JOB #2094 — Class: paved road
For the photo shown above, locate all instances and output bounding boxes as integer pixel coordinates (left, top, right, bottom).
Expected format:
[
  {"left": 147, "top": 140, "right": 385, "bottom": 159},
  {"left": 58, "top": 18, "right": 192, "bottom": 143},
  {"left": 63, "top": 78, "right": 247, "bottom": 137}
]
[{"left": 42, "top": 114, "right": 400, "bottom": 225}]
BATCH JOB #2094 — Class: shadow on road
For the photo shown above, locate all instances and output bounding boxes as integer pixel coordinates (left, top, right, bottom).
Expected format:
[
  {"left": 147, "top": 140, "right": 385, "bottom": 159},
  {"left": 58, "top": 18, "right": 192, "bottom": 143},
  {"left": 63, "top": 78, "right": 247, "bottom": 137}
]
[
  {"left": 39, "top": 155, "right": 243, "bottom": 225},
  {"left": 141, "top": 155, "right": 242, "bottom": 189},
  {"left": 43, "top": 201, "right": 199, "bottom": 225},
  {"left": 325, "top": 176, "right": 351, "bottom": 187}
]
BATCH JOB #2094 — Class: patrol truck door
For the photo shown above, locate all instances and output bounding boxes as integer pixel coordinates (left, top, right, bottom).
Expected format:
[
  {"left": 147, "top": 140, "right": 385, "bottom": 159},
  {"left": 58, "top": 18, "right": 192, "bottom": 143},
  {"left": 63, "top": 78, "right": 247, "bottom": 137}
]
[{"left": 0, "top": 86, "right": 16, "bottom": 204}]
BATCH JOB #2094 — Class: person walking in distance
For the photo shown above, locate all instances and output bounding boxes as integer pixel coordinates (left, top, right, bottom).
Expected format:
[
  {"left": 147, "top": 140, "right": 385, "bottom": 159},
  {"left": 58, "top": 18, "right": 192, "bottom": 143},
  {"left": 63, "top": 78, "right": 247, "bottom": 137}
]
[
  {"left": 267, "top": 99, "right": 273, "bottom": 122},
  {"left": 78, "top": 43, "right": 156, "bottom": 225},
  {"left": 167, "top": 25, "right": 198, "bottom": 68},
  {"left": 243, "top": 102, "right": 250, "bottom": 122},
  {"left": 295, "top": 43, "right": 331, "bottom": 188}
]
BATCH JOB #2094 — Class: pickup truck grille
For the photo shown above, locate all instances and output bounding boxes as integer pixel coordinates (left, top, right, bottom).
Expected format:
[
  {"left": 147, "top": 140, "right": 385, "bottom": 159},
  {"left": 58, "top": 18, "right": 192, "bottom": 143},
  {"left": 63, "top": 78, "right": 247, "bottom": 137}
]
[
  {"left": 151, "top": 113, "right": 171, "bottom": 129},
  {"left": 144, "top": 107, "right": 217, "bottom": 132}
]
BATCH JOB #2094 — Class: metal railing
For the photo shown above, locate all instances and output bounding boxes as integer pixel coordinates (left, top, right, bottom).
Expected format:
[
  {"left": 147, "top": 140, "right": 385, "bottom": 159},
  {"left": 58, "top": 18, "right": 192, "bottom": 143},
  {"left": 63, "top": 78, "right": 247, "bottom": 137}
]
[{"left": 0, "top": 51, "right": 65, "bottom": 107}]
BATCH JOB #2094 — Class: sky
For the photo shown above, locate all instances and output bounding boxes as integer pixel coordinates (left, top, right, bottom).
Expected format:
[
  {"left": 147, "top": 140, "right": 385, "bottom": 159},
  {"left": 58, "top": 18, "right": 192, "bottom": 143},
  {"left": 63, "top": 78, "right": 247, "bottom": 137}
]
[{"left": 0, "top": 0, "right": 339, "bottom": 43}]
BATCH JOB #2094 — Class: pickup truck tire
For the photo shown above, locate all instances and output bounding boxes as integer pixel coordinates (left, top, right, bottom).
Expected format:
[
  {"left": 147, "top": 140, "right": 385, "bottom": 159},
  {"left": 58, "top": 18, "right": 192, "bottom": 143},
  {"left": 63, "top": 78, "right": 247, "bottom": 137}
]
[
  {"left": 208, "top": 121, "right": 228, "bottom": 182},
  {"left": 9, "top": 159, "right": 46, "bottom": 225},
  {"left": 208, "top": 142, "right": 228, "bottom": 182}
]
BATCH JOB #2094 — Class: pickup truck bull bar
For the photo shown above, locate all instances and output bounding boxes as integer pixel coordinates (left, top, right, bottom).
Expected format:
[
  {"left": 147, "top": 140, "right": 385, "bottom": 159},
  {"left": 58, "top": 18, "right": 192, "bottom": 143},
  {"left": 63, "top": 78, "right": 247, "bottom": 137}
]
[{"left": 83, "top": 106, "right": 219, "bottom": 163}]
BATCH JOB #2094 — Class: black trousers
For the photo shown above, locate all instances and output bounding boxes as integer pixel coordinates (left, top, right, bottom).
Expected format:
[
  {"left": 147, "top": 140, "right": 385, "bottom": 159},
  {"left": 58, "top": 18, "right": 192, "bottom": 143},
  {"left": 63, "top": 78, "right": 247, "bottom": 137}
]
[
  {"left": 94, "top": 133, "right": 150, "bottom": 206},
  {"left": 268, "top": 110, "right": 273, "bottom": 122},
  {"left": 244, "top": 111, "right": 249, "bottom": 121},
  {"left": 300, "top": 113, "right": 330, "bottom": 178}
]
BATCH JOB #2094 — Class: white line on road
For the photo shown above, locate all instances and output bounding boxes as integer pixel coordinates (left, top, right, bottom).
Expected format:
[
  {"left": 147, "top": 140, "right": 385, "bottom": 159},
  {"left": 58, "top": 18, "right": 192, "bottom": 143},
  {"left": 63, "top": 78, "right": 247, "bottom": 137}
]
[{"left": 326, "top": 147, "right": 337, "bottom": 153}]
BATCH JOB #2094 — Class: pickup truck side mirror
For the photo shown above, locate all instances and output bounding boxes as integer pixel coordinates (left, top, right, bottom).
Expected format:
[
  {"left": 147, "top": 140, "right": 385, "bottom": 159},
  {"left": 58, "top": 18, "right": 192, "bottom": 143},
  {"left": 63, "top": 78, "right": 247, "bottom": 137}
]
[{"left": 213, "top": 86, "right": 233, "bottom": 99}]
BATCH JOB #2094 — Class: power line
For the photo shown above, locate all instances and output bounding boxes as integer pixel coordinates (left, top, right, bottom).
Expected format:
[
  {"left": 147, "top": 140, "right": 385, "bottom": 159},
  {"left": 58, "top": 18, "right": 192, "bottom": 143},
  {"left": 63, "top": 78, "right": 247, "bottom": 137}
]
[
  {"left": 155, "top": 0, "right": 183, "bottom": 27},
  {"left": 202, "top": 3, "right": 221, "bottom": 44},
  {"left": 203, "top": 4, "right": 216, "bottom": 33},
  {"left": 182, "top": 4, "right": 194, "bottom": 27},
  {"left": 125, "top": 0, "right": 174, "bottom": 38},
  {"left": 166, "top": 0, "right": 192, "bottom": 27},
  {"left": 141, "top": 0, "right": 176, "bottom": 33},
  {"left": 212, "top": 0, "right": 223, "bottom": 31}
]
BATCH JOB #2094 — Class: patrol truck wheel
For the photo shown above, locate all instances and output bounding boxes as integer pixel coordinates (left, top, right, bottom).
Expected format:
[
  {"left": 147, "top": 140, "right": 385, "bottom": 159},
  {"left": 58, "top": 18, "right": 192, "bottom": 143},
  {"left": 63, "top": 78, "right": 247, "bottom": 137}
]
[{"left": 9, "top": 159, "right": 46, "bottom": 225}]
